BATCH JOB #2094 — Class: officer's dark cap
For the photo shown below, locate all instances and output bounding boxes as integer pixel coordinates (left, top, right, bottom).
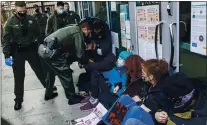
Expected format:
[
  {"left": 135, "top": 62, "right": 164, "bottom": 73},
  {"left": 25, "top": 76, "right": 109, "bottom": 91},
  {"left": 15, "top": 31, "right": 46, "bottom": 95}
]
[
  {"left": 57, "top": 1, "right": 64, "bottom": 7},
  {"left": 15, "top": 1, "right": 26, "bottom": 7}
]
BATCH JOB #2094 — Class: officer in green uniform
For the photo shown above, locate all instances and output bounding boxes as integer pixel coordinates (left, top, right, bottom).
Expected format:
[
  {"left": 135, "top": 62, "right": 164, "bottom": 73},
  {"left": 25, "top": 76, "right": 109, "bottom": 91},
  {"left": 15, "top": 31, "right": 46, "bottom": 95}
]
[
  {"left": 1, "top": 1, "right": 52, "bottom": 110},
  {"left": 45, "top": 1, "right": 78, "bottom": 36},
  {"left": 32, "top": 4, "right": 48, "bottom": 43},
  {"left": 64, "top": 2, "right": 80, "bottom": 24},
  {"left": 38, "top": 21, "right": 91, "bottom": 105}
]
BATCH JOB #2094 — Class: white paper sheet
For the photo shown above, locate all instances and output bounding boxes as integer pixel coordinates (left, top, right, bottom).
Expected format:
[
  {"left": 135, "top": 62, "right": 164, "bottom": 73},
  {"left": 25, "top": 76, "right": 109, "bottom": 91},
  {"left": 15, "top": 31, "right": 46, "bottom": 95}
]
[
  {"left": 111, "top": 31, "right": 119, "bottom": 48},
  {"left": 137, "top": 5, "right": 162, "bottom": 59},
  {"left": 68, "top": 103, "right": 107, "bottom": 125},
  {"left": 111, "top": 2, "right": 116, "bottom": 11}
]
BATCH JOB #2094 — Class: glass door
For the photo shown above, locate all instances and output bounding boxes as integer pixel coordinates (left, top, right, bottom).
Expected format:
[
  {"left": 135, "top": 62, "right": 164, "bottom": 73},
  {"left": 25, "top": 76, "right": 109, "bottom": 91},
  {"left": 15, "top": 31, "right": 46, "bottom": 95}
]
[
  {"left": 179, "top": 2, "right": 207, "bottom": 82},
  {"left": 161, "top": 2, "right": 207, "bottom": 82}
]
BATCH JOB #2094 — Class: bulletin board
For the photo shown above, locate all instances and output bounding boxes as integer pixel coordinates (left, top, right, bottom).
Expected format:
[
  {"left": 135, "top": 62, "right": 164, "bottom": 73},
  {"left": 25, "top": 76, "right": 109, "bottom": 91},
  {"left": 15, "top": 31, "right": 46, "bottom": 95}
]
[
  {"left": 190, "top": 2, "right": 207, "bottom": 56},
  {"left": 120, "top": 4, "right": 132, "bottom": 52},
  {"left": 136, "top": 2, "right": 162, "bottom": 60}
]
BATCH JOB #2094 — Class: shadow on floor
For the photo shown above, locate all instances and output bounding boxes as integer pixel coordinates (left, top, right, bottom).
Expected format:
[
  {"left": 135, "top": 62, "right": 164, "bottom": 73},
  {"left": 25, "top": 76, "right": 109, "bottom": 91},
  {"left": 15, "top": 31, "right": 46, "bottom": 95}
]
[{"left": 1, "top": 117, "right": 12, "bottom": 125}]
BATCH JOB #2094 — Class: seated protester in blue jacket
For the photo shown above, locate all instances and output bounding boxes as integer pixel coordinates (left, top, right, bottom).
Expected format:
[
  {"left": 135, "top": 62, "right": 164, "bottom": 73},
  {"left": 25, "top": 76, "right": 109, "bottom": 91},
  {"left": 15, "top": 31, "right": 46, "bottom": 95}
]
[
  {"left": 102, "top": 51, "right": 133, "bottom": 96},
  {"left": 99, "top": 55, "right": 148, "bottom": 110},
  {"left": 79, "top": 51, "right": 132, "bottom": 111}
]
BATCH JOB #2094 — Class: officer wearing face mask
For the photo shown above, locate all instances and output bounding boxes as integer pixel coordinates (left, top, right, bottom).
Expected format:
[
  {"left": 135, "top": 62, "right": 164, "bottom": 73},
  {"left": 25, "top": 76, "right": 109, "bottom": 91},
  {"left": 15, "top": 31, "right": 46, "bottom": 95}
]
[
  {"left": 45, "top": 1, "right": 75, "bottom": 36},
  {"left": 64, "top": 2, "right": 80, "bottom": 24},
  {"left": 32, "top": 4, "right": 48, "bottom": 43},
  {"left": 1, "top": 1, "right": 53, "bottom": 110}
]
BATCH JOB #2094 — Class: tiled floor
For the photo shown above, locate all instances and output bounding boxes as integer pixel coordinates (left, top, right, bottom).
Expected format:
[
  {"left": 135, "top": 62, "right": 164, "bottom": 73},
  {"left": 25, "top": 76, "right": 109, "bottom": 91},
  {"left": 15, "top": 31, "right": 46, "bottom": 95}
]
[{"left": 1, "top": 62, "right": 90, "bottom": 125}]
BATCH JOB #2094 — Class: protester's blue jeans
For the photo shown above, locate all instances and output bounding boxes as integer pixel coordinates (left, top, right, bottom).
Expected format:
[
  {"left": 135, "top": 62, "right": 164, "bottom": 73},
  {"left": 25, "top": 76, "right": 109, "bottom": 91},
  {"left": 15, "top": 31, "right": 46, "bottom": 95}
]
[
  {"left": 102, "top": 95, "right": 154, "bottom": 125},
  {"left": 122, "top": 105, "right": 154, "bottom": 125},
  {"left": 119, "top": 95, "right": 154, "bottom": 125},
  {"left": 125, "top": 118, "right": 146, "bottom": 125}
]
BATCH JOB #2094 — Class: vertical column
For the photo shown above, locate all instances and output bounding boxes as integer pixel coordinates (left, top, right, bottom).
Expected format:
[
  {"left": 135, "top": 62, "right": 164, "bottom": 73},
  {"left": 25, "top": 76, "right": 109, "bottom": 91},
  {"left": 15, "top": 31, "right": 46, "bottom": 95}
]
[{"left": 128, "top": 2, "right": 138, "bottom": 54}]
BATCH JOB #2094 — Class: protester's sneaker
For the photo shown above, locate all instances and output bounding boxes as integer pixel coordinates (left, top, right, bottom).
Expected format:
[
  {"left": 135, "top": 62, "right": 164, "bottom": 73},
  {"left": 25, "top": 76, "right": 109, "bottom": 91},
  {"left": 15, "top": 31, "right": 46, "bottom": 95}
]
[
  {"left": 80, "top": 101, "right": 98, "bottom": 111},
  {"left": 80, "top": 96, "right": 90, "bottom": 103}
]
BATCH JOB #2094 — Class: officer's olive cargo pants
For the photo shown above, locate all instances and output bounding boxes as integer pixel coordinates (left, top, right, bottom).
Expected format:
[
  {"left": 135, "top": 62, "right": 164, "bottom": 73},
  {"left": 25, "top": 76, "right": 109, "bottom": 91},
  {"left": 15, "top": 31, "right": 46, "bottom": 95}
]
[
  {"left": 12, "top": 48, "right": 47, "bottom": 103},
  {"left": 42, "top": 52, "right": 76, "bottom": 99}
]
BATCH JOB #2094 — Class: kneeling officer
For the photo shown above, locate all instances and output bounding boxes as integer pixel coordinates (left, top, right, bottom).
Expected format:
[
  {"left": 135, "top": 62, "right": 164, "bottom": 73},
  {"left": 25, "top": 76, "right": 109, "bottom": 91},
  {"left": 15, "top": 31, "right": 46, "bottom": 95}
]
[{"left": 38, "top": 21, "right": 91, "bottom": 105}]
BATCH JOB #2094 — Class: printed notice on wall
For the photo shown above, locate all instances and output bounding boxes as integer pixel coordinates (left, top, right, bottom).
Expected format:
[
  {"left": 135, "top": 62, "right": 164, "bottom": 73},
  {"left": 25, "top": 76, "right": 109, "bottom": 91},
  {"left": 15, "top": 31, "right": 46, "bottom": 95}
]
[
  {"left": 111, "top": 31, "right": 119, "bottom": 48},
  {"left": 111, "top": 2, "right": 116, "bottom": 11},
  {"left": 137, "top": 5, "right": 161, "bottom": 60},
  {"left": 190, "top": 2, "right": 207, "bottom": 56}
]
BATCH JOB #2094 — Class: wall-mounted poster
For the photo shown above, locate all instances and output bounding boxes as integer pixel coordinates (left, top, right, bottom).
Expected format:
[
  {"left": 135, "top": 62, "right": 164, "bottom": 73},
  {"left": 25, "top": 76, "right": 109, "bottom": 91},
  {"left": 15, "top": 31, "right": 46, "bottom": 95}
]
[
  {"left": 120, "top": 4, "right": 131, "bottom": 50},
  {"left": 190, "top": 2, "right": 207, "bottom": 56},
  {"left": 111, "top": 2, "right": 117, "bottom": 11},
  {"left": 137, "top": 5, "right": 161, "bottom": 60}
]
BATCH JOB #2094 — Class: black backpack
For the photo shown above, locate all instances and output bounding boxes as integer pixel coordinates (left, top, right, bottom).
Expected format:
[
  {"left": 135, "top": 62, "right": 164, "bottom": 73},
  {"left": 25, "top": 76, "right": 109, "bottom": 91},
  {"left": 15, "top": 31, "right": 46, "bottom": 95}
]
[{"left": 163, "top": 72, "right": 195, "bottom": 98}]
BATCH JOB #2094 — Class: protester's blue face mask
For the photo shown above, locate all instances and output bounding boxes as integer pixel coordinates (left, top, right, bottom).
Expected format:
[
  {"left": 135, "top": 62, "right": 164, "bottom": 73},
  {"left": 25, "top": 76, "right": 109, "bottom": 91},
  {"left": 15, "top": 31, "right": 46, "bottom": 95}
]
[{"left": 58, "top": 9, "right": 65, "bottom": 14}]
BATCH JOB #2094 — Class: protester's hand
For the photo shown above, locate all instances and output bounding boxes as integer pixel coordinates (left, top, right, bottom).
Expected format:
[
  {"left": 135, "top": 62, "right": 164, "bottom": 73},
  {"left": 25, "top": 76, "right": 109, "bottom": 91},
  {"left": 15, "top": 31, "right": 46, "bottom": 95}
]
[
  {"left": 155, "top": 111, "right": 168, "bottom": 123},
  {"left": 5, "top": 58, "right": 13, "bottom": 66},
  {"left": 113, "top": 86, "right": 119, "bottom": 93},
  {"left": 132, "top": 95, "right": 142, "bottom": 102}
]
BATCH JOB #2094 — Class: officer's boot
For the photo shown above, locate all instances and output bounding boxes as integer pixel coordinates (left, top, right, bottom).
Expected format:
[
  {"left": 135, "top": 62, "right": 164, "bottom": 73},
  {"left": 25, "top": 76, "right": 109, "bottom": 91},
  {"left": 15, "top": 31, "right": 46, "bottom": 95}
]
[
  {"left": 14, "top": 102, "right": 22, "bottom": 110},
  {"left": 68, "top": 94, "right": 85, "bottom": 105},
  {"left": 44, "top": 92, "right": 58, "bottom": 101}
]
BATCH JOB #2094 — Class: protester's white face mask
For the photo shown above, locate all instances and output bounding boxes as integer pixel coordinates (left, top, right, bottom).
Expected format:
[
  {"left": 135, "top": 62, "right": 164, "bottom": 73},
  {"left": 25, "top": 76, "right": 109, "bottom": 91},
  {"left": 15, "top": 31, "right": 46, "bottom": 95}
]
[{"left": 117, "top": 58, "right": 125, "bottom": 67}]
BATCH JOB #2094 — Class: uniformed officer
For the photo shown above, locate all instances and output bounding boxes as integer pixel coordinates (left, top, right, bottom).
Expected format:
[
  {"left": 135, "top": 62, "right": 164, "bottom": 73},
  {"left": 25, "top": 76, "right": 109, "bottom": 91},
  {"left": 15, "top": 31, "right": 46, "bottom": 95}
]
[
  {"left": 1, "top": 1, "right": 52, "bottom": 110},
  {"left": 38, "top": 21, "right": 91, "bottom": 105},
  {"left": 64, "top": 2, "right": 80, "bottom": 24},
  {"left": 32, "top": 4, "right": 48, "bottom": 43},
  {"left": 45, "top": 1, "right": 78, "bottom": 36}
]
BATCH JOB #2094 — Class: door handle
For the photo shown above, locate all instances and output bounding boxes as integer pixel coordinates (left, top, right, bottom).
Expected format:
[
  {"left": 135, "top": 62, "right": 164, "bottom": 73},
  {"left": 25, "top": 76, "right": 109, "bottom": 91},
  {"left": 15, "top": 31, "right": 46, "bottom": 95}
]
[
  {"left": 180, "top": 21, "right": 187, "bottom": 32},
  {"left": 169, "top": 21, "right": 186, "bottom": 70},
  {"left": 155, "top": 21, "right": 164, "bottom": 59},
  {"left": 169, "top": 22, "right": 176, "bottom": 70}
]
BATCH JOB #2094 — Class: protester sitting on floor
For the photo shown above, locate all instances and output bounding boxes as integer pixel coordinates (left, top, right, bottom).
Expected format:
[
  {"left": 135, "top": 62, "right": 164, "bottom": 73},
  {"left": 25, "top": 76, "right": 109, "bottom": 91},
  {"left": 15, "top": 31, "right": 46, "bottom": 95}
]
[
  {"left": 79, "top": 51, "right": 132, "bottom": 111},
  {"left": 77, "top": 17, "right": 112, "bottom": 92},
  {"left": 102, "top": 59, "right": 207, "bottom": 125},
  {"left": 102, "top": 59, "right": 171, "bottom": 125},
  {"left": 99, "top": 55, "right": 149, "bottom": 110}
]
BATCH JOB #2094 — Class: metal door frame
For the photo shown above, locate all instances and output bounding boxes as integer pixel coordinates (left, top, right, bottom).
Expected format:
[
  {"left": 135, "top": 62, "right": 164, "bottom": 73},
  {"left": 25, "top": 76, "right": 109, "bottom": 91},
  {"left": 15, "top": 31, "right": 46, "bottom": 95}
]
[
  {"left": 128, "top": 2, "right": 180, "bottom": 73},
  {"left": 161, "top": 2, "right": 180, "bottom": 73}
]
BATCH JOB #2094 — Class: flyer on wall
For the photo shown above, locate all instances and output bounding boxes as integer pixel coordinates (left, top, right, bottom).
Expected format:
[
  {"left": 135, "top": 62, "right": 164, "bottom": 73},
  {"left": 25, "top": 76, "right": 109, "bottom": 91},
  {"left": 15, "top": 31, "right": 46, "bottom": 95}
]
[
  {"left": 137, "top": 5, "right": 161, "bottom": 60},
  {"left": 190, "top": 2, "right": 207, "bottom": 56}
]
